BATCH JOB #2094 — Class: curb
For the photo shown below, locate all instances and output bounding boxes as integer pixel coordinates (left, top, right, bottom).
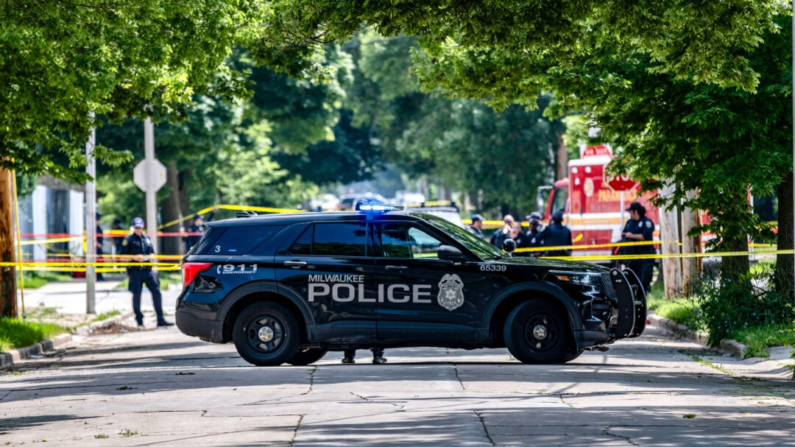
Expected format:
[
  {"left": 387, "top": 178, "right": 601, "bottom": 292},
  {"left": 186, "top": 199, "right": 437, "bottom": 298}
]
[
  {"left": 0, "top": 333, "right": 73, "bottom": 369},
  {"left": 75, "top": 309, "right": 136, "bottom": 336},
  {"left": 648, "top": 314, "right": 747, "bottom": 358}
]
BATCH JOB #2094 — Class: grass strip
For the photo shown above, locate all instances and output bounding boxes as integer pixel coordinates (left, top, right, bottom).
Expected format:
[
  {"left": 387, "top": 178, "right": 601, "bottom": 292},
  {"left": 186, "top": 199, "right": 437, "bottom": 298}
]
[{"left": 0, "top": 317, "right": 68, "bottom": 352}]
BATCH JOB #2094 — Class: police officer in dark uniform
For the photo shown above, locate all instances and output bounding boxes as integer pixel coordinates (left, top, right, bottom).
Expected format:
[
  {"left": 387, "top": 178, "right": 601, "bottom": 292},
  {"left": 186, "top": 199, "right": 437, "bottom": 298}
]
[
  {"left": 120, "top": 217, "right": 172, "bottom": 328},
  {"left": 342, "top": 348, "right": 386, "bottom": 364},
  {"left": 621, "top": 202, "right": 655, "bottom": 293},
  {"left": 537, "top": 210, "right": 572, "bottom": 256},
  {"left": 467, "top": 214, "right": 485, "bottom": 239},
  {"left": 525, "top": 213, "right": 545, "bottom": 257}
]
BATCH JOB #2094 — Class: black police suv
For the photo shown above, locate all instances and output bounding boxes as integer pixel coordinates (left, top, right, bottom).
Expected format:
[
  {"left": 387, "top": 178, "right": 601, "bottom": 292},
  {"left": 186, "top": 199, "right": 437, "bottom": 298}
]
[{"left": 176, "top": 206, "right": 647, "bottom": 366}]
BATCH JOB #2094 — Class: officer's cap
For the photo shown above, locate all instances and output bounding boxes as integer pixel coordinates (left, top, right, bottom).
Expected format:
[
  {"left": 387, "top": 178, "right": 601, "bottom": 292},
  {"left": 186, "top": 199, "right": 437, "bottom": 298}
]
[
  {"left": 470, "top": 214, "right": 483, "bottom": 222},
  {"left": 131, "top": 217, "right": 145, "bottom": 228},
  {"left": 626, "top": 202, "right": 646, "bottom": 214},
  {"left": 526, "top": 212, "right": 542, "bottom": 221}
]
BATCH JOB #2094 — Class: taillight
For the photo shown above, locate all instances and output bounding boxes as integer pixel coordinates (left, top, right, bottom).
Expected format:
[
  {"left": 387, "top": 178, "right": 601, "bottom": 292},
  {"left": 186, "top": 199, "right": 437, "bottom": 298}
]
[{"left": 182, "top": 262, "right": 213, "bottom": 287}]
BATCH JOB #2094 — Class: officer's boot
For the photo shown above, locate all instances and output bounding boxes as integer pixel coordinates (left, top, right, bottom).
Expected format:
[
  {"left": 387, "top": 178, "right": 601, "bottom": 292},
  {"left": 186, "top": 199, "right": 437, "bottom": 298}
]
[
  {"left": 342, "top": 349, "right": 355, "bottom": 364},
  {"left": 372, "top": 348, "right": 387, "bottom": 364}
]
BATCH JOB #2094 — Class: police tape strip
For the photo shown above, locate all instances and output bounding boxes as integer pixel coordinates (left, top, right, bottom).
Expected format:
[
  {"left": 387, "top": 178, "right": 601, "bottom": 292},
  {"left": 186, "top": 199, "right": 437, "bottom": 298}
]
[
  {"left": 542, "top": 249, "right": 795, "bottom": 262},
  {"left": 0, "top": 262, "right": 180, "bottom": 268},
  {"left": 514, "top": 240, "right": 669, "bottom": 253},
  {"left": 159, "top": 204, "right": 301, "bottom": 230}
]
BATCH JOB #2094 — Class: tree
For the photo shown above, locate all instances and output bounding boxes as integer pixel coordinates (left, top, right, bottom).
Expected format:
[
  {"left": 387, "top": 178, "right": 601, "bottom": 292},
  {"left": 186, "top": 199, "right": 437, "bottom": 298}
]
[
  {"left": 0, "top": 0, "right": 258, "bottom": 180},
  {"left": 409, "top": 11, "right": 792, "bottom": 284}
]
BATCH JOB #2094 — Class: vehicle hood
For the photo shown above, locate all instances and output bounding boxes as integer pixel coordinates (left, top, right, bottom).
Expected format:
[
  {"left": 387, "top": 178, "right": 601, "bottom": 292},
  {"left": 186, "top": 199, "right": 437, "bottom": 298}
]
[{"left": 492, "top": 256, "right": 609, "bottom": 273}]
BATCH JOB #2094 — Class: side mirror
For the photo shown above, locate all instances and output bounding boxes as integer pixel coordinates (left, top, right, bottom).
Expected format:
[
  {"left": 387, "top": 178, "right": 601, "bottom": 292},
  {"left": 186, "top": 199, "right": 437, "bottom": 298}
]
[
  {"left": 438, "top": 245, "right": 466, "bottom": 262},
  {"left": 502, "top": 239, "right": 516, "bottom": 254}
]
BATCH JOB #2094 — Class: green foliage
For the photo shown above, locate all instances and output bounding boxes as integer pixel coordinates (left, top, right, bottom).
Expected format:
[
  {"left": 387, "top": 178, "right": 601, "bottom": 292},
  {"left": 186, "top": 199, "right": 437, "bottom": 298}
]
[
  {"left": 253, "top": 0, "right": 780, "bottom": 92},
  {"left": 18, "top": 272, "right": 72, "bottom": 290},
  {"left": 729, "top": 323, "right": 795, "bottom": 358},
  {"left": 692, "top": 269, "right": 794, "bottom": 345},
  {"left": 93, "top": 310, "right": 121, "bottom": 322},
  {"left": 0, "top": 318, "right": 67, "bottom": 352},
  {"left": 1, "top": 0, "right": 256, "bottom": 182}
]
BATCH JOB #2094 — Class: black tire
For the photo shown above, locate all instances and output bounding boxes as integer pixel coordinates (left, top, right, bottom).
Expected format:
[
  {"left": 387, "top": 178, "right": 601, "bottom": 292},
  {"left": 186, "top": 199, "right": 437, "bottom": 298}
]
[
  {"left": 286, "top": 348, "right": 328, "bottom": 366},
  {"left": 504, "top": 299, "right": 571, "bottom": 364},
  {"left": 233, "top": 301, "right": 300, "bottom": 366},
  {"left": 563, "top": 349, "right": 584, "bottom": 362}
]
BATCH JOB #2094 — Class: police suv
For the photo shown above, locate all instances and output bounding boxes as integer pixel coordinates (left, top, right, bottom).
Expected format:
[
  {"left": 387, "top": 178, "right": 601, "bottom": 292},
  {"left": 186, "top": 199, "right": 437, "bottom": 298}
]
[{"left": 176, "top": 205, "right": 647, "bottom": 366}]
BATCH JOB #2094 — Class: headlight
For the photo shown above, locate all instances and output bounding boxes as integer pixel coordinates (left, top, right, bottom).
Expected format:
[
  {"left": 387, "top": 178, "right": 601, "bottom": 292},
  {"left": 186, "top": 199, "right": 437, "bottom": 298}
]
[{"left": 549, "top": 270, "right": 602, "bottom": 288}]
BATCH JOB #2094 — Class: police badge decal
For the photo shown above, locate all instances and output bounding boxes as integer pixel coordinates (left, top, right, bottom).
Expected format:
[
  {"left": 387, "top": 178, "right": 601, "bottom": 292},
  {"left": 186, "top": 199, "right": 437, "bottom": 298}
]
[{"left": 437, "top": 274, "right": 465, "bottom": 311}]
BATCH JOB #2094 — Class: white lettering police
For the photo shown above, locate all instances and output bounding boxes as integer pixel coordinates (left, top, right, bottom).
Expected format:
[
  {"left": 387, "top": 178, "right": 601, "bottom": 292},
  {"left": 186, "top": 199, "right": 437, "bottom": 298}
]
[{"left": 307, "top": 274, "right": 463, "bottom": 311}]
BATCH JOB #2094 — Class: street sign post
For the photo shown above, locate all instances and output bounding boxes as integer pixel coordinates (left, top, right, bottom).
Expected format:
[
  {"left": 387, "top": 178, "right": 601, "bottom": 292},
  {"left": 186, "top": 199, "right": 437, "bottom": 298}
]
[
  {"left": 86, "top": 113, "right": 97, "bottom": 314},
  {"left": 135, "top": 118, "right": 166, "bottom": 255},
  {"left": 605, "top": 173, "right": 639, "bottom": 229}
]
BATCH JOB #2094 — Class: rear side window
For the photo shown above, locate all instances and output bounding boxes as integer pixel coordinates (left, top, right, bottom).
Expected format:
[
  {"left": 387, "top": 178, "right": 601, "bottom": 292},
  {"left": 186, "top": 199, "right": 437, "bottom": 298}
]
[
  {"left": 201, "top": 225, "right": 284, "bottom": 255},
  {"left": 287, "top": 223, "right": 368, "bottom": 256}
]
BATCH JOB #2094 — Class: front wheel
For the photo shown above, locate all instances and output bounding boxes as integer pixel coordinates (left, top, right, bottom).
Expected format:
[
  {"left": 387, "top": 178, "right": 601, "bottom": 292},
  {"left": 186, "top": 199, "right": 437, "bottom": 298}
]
[
  {"left": 504, "top": 299, "right": 570, "bottom": 364},
  {"left": 233, "top": 302, "right": 300, "bottom": 366},
  {"left": 286, "top": 348, "right": 328, "bottom": 366}
]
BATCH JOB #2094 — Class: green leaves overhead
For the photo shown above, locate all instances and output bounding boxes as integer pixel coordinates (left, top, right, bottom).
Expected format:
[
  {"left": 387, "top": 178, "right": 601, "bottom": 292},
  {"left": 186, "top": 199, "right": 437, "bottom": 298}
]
[{"left": 0, "top": 0, "right": 256, "bottom": 181}]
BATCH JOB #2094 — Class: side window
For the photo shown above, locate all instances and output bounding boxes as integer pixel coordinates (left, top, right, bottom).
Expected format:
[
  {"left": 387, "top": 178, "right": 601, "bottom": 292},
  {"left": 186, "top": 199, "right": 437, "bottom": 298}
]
[
  {"left": 377, "top": 223, "right": 443, "bottom": 259},
  {"left": 408, "top": 227, "right": 442, "bottom": 259},
  {"left": 288, "top": 226, "right": 313, "bottom": 255},
  {"left": 199, "top": 225, "right": 284, "bottom": 255},
  {"left": 313, "top": 223, "right": 367, "bottom": 256}
]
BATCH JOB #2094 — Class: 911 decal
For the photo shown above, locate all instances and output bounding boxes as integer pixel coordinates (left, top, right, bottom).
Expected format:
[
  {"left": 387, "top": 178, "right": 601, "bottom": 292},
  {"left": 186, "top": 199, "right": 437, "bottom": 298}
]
[
  {"left": 479, "top": 264, "right": 507, "bottom": 272},
  {"left": 217, "top": 264, "right": 257, "bottom": 274}
]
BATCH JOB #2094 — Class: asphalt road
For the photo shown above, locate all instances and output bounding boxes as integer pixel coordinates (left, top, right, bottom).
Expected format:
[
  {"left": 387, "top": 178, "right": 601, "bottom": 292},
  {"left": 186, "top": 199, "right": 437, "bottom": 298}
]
[{"left": 2, "top": 322, "right": 795, "bottom": 446}]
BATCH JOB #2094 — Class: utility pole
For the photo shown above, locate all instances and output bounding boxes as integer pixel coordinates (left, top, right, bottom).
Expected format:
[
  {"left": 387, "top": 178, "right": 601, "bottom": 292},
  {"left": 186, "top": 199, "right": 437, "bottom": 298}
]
[
  {"left": 85, "top": 115, "right": 97, "bottom": 314},
  {"left": 144, "top": 117, "right": 158, "bottom": 254},
  {"left": 0, "top": 166, "right": 17, "bottom": 317}
]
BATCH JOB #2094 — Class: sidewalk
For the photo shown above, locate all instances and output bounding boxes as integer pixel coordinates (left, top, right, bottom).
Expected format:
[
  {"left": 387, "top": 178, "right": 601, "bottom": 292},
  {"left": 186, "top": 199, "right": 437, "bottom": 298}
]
[{"left": 17, "top": 280, "right": 181, "bottom": 315}]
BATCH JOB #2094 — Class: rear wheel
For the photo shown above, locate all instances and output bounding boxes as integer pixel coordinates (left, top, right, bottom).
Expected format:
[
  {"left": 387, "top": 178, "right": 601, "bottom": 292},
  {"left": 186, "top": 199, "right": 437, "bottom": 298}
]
[
  {"left": 233, "top": 302, "right": 299, "bottom": 366},
  {"left": 286, "top": 348, "right": 328, "bottom": 366},
  {"left": 504, "top": 299, "right": 570, "bottom": 364}
]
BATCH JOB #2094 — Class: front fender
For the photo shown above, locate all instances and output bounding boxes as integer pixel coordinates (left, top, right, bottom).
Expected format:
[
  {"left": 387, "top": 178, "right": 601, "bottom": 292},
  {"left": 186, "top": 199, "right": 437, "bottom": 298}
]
[{"left": 483, "top": 280, "right": 585, "bottom": 335}]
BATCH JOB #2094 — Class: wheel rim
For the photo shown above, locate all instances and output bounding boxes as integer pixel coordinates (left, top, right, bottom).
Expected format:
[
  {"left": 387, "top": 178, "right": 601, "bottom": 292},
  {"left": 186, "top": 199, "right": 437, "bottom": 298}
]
[
  {"left": 522, "top": 312, "right": 560, "bottom": 353},
  {"left": 245, "top": 314, "right": 286, "bottom": 354}
]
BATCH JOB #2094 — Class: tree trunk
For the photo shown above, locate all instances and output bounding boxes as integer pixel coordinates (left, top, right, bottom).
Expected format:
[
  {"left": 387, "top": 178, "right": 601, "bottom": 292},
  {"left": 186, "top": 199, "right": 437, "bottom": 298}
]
[
  {"left": 775, "top": 171, "right": 794, "bottom": 301},
  {"left": 160, "top": 161, "right": 183, "bottom": 256},
  {"left": 681, "top": 190, "right": 703, "bottom": 295},
  {"left": 0, "top": 167, "right": 17, "bottom": 317},
  {"left": 556, "top": 132, "right": 568, "bottom": 181},
  {"left": 659, "top": 183, "right": 683, "bottom": 298}
]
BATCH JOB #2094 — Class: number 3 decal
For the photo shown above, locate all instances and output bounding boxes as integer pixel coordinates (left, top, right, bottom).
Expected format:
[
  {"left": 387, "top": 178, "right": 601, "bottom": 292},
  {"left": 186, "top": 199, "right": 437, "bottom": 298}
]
[{"left": 214, "top": 245, "right": 221, "bottom": 253}]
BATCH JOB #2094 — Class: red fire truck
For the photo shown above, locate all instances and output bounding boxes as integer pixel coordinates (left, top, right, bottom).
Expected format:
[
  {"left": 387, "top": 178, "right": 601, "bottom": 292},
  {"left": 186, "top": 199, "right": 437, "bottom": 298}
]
[{"left": 539, "top": 145, "right": 660, "bottom": 257}]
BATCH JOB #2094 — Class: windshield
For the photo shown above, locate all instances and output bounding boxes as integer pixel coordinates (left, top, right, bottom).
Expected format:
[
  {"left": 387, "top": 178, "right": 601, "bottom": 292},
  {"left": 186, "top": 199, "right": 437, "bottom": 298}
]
[{"left": 412, "top": 212, "right": 504, "bottom": 260}]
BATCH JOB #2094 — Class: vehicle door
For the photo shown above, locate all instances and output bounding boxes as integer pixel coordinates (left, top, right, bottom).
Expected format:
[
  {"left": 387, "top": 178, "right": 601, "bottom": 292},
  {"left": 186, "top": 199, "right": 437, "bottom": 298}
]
[
  {"left": 371, "top": 221, "right": 490, "bottom": 343},
  {"left": 275, "top": 221, "right": 378, "bottom": 342}
]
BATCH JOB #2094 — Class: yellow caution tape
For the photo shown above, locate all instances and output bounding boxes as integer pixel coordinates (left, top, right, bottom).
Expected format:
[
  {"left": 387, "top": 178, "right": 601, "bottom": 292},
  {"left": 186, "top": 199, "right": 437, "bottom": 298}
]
[
  {"left": 0, "top": 262, "right": 179, "bottom": 268},
  {"left": 159, "top": 204, "right": 301, "bottom": 230},
  {"left": 544, "top": 249, "right": 795, "bottom": 262},
  {"left": 18, "top": 236, "right": 83, "bottom": 246},
  {"left": 515, "top": 240, "right": 670, "bottom": 253}
]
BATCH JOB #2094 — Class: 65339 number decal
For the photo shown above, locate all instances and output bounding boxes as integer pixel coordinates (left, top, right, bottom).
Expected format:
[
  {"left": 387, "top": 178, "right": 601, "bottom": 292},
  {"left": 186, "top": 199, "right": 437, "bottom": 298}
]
[{"left": 479, "top": 264, "right": 507, "bottom": 272}]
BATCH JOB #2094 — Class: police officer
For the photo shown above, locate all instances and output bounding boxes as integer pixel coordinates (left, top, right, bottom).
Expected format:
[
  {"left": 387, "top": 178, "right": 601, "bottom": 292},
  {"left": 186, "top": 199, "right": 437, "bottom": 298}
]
[
  {"left": 184, "top": 209, "right": 216, "bottom": 252},
  {"left": 537, "top": 210, "right": 572, "bottom": 256},
  {"left": 342, "top": 348, "right": 386, "bottom": 364},
  {"left": 525, "top": 212, "right": 545, "bottom": 257},
  {"left": 490, "top": 215, "right": 515, "bottom": 250},
  {"left": 120, "top": 217, "right": 172, "bottom": 328},
  {"left": 621, "top": 202, "right": 655, "bottom": 293},
  {"left": 467, "top": 214, "right": 485, "bottom": 239}
]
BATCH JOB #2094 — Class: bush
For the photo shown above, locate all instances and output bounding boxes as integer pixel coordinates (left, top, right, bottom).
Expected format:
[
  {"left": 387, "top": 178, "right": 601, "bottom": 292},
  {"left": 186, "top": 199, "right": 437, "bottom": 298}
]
[{"left": 692, "top": 269, "right": 793, "bottom": 345}]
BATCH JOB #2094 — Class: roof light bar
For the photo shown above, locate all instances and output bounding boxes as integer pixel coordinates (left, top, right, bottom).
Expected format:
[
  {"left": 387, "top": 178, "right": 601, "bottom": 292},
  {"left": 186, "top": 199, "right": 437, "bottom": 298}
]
[{"left": 356, "top": 202, "right": 404, "bottom": 212}]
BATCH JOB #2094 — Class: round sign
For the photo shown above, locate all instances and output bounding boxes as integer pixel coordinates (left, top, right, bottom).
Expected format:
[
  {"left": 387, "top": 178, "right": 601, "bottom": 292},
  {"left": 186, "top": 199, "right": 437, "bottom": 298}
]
[{"left": 604, "top": 172, "right": 638, "bottom": 192}]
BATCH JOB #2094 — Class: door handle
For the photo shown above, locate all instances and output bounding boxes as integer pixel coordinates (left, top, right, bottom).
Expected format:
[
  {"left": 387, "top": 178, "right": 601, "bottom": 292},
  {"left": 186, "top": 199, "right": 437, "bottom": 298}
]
[
  {"left": 284, "top": 261, "right": 307, "bottom": 269},
  {"left": 385, "top": 265, "right": 408, "bottom": 271}
]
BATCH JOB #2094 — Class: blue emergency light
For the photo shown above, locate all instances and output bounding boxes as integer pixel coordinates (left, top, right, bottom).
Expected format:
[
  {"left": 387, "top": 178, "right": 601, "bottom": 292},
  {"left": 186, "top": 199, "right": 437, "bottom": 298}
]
[{"left": 355, "top": 200, "right": 404, "bottom": 212}]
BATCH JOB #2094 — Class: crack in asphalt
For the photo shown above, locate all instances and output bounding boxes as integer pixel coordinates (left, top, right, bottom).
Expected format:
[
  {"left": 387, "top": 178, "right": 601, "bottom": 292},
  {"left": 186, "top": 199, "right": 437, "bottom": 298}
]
[
  {"left": 475, "top": 411, "right": 496, "bottom": 446},
  {"left": 453, "top": 363, "right": 465, "bottom": 391},
  {"left": 289, "top": 414, "right": 304, "bottom": 447},
  {"left": 301, "top": 367, "right": 316, "bottom": 396},
  {"left": 603, "top": 426, "right": 640, "bottom": 446}
]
